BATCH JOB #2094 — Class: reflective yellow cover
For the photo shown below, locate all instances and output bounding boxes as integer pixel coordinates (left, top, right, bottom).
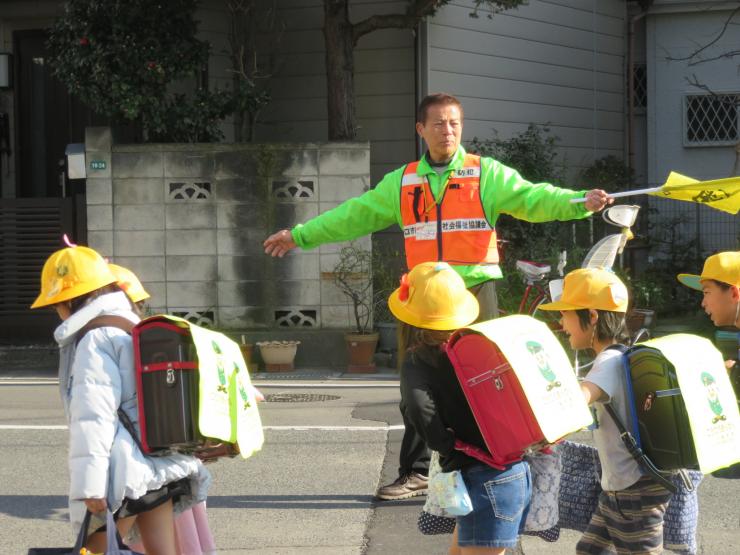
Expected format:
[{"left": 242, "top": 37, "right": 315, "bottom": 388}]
[
  {"left": 639, "top": 334, "right": 740, "bottom": 474},
  {"left": 159, "top": 315, "right": 264, "bottom": 459},
  {"left": 463, "top": 315, "right": 593, "bottom": 442}
]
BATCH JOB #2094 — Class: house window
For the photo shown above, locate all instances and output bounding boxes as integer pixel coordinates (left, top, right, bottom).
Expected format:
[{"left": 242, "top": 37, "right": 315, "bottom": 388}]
[
  {"left": 685, "top": 94, "right": 739, "bottom": 146},
  {"left": 632, "top": 64, "right": 647, "bottom": 109}
]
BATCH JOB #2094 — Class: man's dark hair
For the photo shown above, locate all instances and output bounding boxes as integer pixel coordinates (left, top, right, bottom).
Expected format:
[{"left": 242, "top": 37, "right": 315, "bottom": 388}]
[
  {"left": 708, "top": 279, "right": 732, "bottom": 291},
  {"left": 416, "top": 93, "right": 464, "bottom": 123},
  {"left": 575, "top": 308, "right": 627, "bottom": 344}
]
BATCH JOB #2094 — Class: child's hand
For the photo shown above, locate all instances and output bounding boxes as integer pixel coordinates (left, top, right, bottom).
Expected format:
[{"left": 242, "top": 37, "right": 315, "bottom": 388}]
[
  {"left": 250, "top": 385, "right": 265, "bottom": 402},
  {"left": 725, "top": 359, "right": 736, "bottom": 371},
  {"left": 83, "top": 498, "right": 106, "bottom": 513}
]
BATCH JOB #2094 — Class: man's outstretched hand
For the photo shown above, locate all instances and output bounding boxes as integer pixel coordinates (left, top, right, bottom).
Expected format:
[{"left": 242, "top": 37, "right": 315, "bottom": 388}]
[
  {"left": 264, "top": 229, "right": 297, "bottom": 257},
  {"left": 584, "top": 189, "right": 613, "bottom": 212}
]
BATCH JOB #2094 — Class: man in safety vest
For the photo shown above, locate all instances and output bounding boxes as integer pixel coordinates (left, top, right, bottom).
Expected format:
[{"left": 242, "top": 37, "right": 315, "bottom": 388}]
[{"left": 264, "top": 92, "right": 611, "bottom": 500}]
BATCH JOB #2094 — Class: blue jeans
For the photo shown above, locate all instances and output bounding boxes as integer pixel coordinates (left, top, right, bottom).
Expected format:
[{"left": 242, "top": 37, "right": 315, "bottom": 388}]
[{"left": 457, "top": 461, "right": 531, "bottom": 548}]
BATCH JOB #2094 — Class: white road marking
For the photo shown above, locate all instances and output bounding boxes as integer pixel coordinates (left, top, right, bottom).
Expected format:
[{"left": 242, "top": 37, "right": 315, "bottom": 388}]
[
  {"left": 0, "top": 424, "right": 405, "bottom": 431},
  {"left": 0, "top": 380, "right": 400, "bottom": 388}
]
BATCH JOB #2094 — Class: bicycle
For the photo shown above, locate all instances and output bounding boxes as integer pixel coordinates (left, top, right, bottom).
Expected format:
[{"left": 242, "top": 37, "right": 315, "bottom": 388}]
[{"left": 508, "top": 204, "right": 651, "bottom": 373}]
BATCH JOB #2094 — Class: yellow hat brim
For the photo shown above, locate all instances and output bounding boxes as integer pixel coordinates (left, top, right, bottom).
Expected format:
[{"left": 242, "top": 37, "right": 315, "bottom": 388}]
[
  {"left": 536, "top": 300, "right": 583, "bottom": 312},
  {"left": 30, "top": 276, "right": 117, "bottom": 309},
  {"left": 388, "top": 288, "right": 479, "bottom": 330},
  {"left": 677, "top": 273, "right": 702, "bottom": 291}
]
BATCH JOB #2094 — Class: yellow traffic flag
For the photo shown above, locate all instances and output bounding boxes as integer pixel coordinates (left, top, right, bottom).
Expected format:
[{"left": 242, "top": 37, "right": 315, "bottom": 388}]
[
  {"left": 652, "top": 172, "right": 740, "bottom": 214},
  {"left": 571, "top": 171, "right": 740, "bottom": 214}
]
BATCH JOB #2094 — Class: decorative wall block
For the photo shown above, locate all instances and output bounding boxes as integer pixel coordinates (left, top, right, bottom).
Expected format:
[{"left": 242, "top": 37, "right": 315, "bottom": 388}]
[
  {"left": 90, "top": 132, "right": 371, "bottom": 331},
  {"left": 168, "top": 181, "right": 212, "bottom": 201},
  {"left": 274, "top": 308, "right": 318, "bottom": 328},
  {"left": 171, "top": 310, "right": 215, "bottom": 328},
  {"left": 271, "top": 177, "right": 316, "bottom": 200}
]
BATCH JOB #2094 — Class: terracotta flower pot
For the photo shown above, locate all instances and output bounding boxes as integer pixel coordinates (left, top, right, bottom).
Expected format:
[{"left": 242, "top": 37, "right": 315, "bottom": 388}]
[
  {"left": 626, "top": 308, "right": 655, "bottom": 335},
  {"left": 345, "top": 332, "right": 379, "bottom": 373},
  {"left": 256, "top": 340, "right": 300, "bottom": 372}
]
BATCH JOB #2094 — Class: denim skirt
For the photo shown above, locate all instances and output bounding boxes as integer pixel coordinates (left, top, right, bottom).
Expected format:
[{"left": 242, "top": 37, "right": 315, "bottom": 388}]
[{"left": 457, "top": 460, "right": 532, "bottom": 548}]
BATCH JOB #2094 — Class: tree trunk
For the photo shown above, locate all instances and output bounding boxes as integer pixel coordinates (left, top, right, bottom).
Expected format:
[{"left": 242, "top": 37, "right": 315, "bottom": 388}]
[{"left": 323, "top": 0, "right": 357, "bottom": 140}]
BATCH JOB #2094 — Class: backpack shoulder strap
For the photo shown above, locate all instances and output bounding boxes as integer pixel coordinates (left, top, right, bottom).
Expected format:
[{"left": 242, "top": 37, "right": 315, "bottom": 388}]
[
  {"left": 599, "top": 344, "right": 679, "bottom": 493},
  {"left": 75, "top": 315, "right": 135, "bottom": 346},
  {"left": 73, "top": 315, "right": 144, "bottom": 452}
]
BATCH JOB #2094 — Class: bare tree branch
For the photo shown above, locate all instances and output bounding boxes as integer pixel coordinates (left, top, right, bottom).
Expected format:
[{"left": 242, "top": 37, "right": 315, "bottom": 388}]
[
  {"left": 352, "top": 0, "right": 442, "bottom": 43},
  {"left": 666, "top": 6, "right": 740, "bottom": 65}
]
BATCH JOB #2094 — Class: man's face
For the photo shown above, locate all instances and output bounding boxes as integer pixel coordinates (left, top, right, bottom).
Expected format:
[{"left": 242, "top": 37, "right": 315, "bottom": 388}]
[
  {"left": 416, "top": 103, "right": 463, "bottom": 162},
  {"left": 701, "top": 280, "right": 740, "bottom": 326}
]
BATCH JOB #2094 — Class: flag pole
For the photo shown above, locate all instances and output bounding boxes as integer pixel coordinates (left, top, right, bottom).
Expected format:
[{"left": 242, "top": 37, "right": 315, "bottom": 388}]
[{"left": 570, "top": 185, "right": 663, "bottom": 203}]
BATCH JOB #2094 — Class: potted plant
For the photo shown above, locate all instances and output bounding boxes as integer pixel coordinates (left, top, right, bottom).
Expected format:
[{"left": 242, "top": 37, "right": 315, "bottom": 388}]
[
  {"left": 626, "top": 275, "right": 661, "bottom": 336},
  {"left": 255, "top": 340, "right": 301, "bottom": 372},
  {"left": 332, "top": 245, "right": 379, "bottom": 372}
]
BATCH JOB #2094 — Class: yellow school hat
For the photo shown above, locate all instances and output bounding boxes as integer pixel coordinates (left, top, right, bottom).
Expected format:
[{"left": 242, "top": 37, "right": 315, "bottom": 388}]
[
  {"left": 31, "top": 246, "right": 117, "bottom": 309},
  {"left": 388, "top": 261, "right": 479, "bottom": 330},
  {"left": 677, "top": 251, "right": 740, "bottom": 291},
  {"left": 537, "top": 268, "right": 629, "bottom": 313},
  {"left": 109, "top": 263, "right": 151, "bottom": 303}
]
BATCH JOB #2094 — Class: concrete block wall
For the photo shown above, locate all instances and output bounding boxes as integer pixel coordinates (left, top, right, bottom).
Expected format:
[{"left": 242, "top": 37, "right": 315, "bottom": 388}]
[{"left": 85, "top": 127, "right": 372, "bottom": 332}]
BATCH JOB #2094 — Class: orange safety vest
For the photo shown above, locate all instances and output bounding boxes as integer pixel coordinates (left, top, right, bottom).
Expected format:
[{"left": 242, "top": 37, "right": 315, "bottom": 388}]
[{"left": 400, "top": 154, "right": 499, "bottom": 270}]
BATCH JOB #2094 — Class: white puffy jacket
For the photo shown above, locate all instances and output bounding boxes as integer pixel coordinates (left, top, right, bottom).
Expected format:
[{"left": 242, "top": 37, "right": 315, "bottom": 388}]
[{"left": 54, "top": 291, "right": 211, "bottom": 530}]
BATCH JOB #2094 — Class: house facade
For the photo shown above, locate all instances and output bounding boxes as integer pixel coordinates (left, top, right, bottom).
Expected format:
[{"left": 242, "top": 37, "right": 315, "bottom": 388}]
[{"left": 0, "top": 0, "right": 736, "bottom": 340}]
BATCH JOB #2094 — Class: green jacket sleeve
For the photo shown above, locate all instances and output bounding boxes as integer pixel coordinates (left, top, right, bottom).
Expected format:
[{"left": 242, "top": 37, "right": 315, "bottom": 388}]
[
  {"left": 481, "top": 157, "right": 592, "bottom": 224},
  {"left": 291, "top": 167, "right": 403, "bottom": 250}
]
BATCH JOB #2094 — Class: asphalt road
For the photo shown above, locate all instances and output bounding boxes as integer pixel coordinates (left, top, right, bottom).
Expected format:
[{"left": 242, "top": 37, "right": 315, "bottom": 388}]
[{"left": 1, "top": 377, "right": 738, "bottom": 554}]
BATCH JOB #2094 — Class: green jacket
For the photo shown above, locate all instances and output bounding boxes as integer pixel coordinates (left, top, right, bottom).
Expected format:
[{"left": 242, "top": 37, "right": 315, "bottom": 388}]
[{"left": 291, "top": 146, "right": 591, "bottom": 287}]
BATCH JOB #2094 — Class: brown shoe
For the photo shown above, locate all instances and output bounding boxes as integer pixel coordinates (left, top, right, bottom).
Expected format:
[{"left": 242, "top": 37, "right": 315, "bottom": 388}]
[{"left": 375, "top": 472, "right": 428, "bottom": 500}]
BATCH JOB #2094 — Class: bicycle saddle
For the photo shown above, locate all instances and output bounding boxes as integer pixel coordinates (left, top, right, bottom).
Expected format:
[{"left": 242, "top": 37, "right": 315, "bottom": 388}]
[{"left": 516, "top": 260, "right": 551, "bottom": 280}]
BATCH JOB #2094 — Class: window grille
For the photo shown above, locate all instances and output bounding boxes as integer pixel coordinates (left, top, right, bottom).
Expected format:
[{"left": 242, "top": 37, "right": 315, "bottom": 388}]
[
  {"left": 685, "top": 94, "right": 739, "bottom": 145},
  {"left": 632, "top": 64, "right": 647, "bottom": 109}
]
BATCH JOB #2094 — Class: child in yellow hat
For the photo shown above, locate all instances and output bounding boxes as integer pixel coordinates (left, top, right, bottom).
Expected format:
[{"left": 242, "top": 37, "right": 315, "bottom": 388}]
[
  {"left": 678, "top": 251, "right": 740, "bottom": 334},
  {"left": 538, "top": 267, "right": 673, "bottom": 554},
  {"left": 389, "top": 261, "right": 531, "bottom": 555},
  {"left": 31, "top": 245, "right": 210, "bottom": 553},
  {"left": 678, "top": 251, "right": 740, "bottom": 479},
  {"left": 108, "top": 263, "right": 151, "bottom": 315}
]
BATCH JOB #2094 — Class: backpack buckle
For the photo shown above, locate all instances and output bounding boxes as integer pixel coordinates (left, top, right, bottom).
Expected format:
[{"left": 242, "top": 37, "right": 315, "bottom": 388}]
[{"left": 166, "top": 367, "right": 176, "bottom": 386}]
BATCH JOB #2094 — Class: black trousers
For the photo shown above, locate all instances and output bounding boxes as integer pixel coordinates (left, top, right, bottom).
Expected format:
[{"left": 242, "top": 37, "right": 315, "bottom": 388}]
[
  {"left": 395, "top": 279, "right": 498, "bottom": 477},
  {"left": 398, "top": 397, "right": 431, "bottom": 475}
]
